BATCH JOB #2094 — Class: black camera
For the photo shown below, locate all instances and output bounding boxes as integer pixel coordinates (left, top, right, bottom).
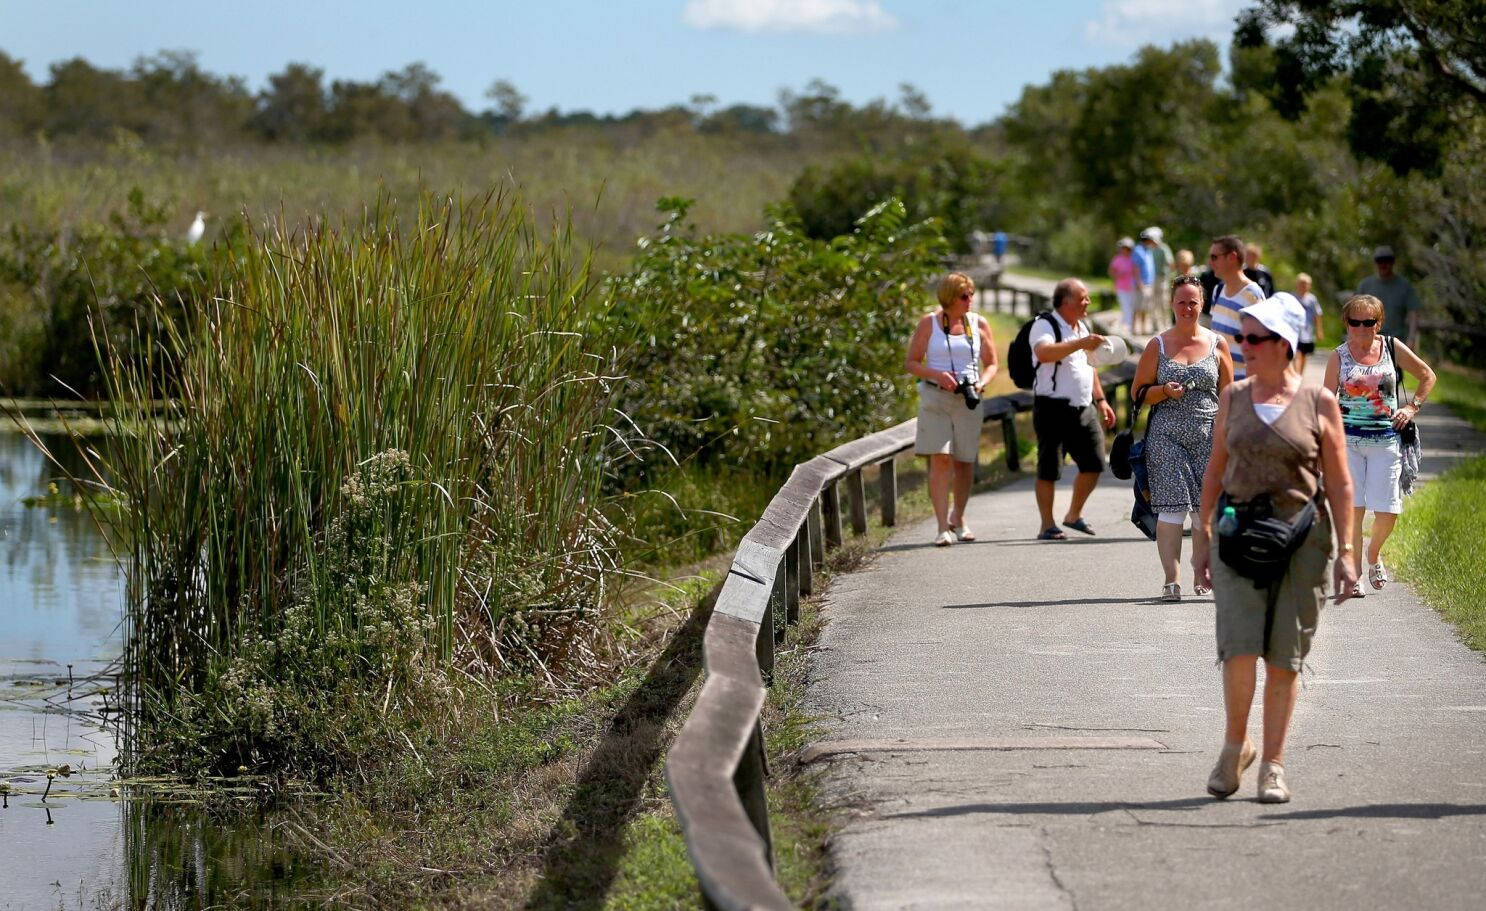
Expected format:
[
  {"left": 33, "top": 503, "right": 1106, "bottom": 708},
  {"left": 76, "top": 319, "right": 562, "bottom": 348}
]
[{"left": 954, "top": 374, "right": 981, "bottom": 411}]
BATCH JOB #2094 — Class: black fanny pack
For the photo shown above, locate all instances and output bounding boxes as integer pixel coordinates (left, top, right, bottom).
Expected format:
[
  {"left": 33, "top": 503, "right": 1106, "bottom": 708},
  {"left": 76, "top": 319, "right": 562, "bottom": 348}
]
[{"left": 1216, "top": 493, "right": 1316, "bottom": 589}]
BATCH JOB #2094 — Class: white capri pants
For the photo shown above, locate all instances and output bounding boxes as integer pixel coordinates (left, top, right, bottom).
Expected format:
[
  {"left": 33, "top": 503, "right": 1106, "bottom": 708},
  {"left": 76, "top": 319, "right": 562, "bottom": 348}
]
[{"left": 1347, "top": 436, "right": 1403, "bottom": 513}]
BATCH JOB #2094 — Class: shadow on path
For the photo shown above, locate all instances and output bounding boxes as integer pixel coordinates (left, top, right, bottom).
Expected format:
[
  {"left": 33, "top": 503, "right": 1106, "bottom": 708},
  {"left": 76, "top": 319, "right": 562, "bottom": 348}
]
[
  {"left": 884, "top": 797, "right": 1212, "bottom": 819},
  {"left": 944, "top": 597, "right": 1163, "bottom": 609},
  {"left": 1261, "top": 803, "right": 1486, "bottom": 821},
  {"left": 522, "top": 582, "right": 718, "bottom": 911}
]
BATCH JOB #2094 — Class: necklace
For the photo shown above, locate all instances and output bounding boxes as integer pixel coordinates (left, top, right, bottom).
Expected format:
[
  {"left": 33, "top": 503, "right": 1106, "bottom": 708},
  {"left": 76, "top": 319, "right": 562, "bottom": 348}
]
[{"left": 1249, "top": 374, "right": 1297, "bottom": 405}]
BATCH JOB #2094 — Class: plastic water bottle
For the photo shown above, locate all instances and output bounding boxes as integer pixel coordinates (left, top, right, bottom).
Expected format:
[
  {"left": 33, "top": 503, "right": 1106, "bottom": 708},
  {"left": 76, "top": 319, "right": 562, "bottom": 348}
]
[{"left": 1217, "top": 506, "right": 1239, "bottom": 536}]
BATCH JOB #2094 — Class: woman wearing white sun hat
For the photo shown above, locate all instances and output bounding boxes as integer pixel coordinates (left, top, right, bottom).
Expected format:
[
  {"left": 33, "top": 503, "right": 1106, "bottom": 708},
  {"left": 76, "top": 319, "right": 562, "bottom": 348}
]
[{"left": 1194, "top": 295, "right": 1356, "bottom": 804}]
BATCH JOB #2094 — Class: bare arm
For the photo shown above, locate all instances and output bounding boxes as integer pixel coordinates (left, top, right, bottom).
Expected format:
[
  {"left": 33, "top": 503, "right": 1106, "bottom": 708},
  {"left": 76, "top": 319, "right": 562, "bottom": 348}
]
[
  {"left": 1215, "top": 334, "right": 1234, "bottom": 391},
  {"left": 1035, "top": 333, "right": 1104, "bottom": 363},
  {"left": 1392, "top": 339, "right": 1436, "bottom": 411},
  {"left": 1191, "top": 385, "right": 1232, "bottom": 592},
  {"left": 1317, "top": 388, "right": 1359, "bottom": 601},
  {"left": 976, "top": 318, "right": 999, "bottom": 391},
  {"left": 1131, "top": 338, "right": 1164, "bottom": 402},
  {"left": 1321, "top": 350, "right": 1341, "bottom": 395}
]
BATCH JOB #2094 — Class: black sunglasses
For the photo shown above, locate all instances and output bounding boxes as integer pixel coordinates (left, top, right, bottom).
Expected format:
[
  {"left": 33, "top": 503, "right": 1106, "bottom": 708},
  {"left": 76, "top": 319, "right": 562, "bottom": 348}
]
[
  {"left": 958, "top": 291, "right": 975, "bottom": 301},
  {"left": 1346, "top": 318, "right": 1379, "bottom": 327},
  {"left": 1232, "top": 332, "right": 1283, "bottom": 345}
]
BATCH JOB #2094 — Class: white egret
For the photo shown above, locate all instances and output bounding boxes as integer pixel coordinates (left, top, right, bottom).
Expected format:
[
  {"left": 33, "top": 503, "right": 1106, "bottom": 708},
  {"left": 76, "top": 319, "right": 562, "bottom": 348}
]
[{"left": 186, "top": 211, "right": 206, "bottom": 246}]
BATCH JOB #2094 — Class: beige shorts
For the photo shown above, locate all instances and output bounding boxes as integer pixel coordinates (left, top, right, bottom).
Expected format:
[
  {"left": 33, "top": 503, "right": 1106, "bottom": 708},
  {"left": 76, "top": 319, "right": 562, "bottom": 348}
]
[
  {"left": 1211, "top": 510, "right": 1333, "bottom": 671},
  {"left": 915, "top": 382, "right": 981, "bottom": 463}
]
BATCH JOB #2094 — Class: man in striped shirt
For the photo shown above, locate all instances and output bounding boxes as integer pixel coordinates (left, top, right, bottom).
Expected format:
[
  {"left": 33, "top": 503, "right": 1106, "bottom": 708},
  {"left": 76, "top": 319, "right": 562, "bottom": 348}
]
[{"left": 1207, "top": 235, "right": 1266, "bottom": 379}]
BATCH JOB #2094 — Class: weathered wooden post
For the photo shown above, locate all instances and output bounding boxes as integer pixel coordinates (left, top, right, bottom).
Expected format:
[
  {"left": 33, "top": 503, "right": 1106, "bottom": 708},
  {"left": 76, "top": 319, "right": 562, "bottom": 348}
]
[
  {"left": 878, "top": 458, "right": 897, "bottom": 527},
  {"left": 1002, "top": 414, "right": 1021, "bottom": 472},
  {"left": 821, "top": 482, "right": 843, "bottom": 549},
  {"left": 808, "top": 499, "right": 825, "bottom": 568},
  {"left": 734, "top": 720, "right": 774, "bottom": 870},
  {"left": 785, "top": 531, "right": 801, "bottom": 624},
  {"left": 845, "top": 469, "right": 867, "bottom": 536},
  {"left": 796, "top": 526, "right": 813, "bottom": 599}
]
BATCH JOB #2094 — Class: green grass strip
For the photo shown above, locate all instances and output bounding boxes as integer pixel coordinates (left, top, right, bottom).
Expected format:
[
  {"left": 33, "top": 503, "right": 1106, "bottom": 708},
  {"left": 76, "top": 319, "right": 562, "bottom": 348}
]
[{"left": 1391, "top": 453, "right": 1486, "bottom": 652}]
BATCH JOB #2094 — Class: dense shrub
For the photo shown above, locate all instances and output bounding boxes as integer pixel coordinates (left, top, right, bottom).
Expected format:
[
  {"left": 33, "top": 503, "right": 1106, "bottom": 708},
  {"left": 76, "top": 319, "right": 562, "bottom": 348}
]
[
  {"left": 788, "top": 145, "right": 1003, "bottom": 252},
  {"left": 0, "top": 188, "right": 212, "bottom": 396},
  {"left": 605, "top": 196, "right": 947, "bottom": 482}
]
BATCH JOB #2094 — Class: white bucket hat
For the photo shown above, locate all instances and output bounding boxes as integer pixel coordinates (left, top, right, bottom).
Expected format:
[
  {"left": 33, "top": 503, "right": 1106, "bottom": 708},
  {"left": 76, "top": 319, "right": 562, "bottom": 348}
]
[{"left": 1242, "top": 293, "right": 1304, "bottom": 354}]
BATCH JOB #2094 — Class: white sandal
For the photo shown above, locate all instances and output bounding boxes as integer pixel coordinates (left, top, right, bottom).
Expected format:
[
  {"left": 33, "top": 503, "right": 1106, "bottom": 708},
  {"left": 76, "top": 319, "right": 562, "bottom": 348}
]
[
  {"left": 1161, "top": 582, "right": 1182, "bottom": 602},
  {"left": 1369, "top": 561, "right": 1388, "bottom": 590},
  {"left": 933, "top": 530, "right": 956, "bottom": 547},
  {"left": 954, "top": 524, "right": 975, "bottom": 541}
]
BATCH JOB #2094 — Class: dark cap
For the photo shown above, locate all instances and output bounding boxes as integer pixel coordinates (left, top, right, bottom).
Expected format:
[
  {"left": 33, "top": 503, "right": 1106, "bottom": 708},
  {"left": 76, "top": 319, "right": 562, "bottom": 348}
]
[{"left": 1373, "top": 245, "right": 1396, "bottom": 261}]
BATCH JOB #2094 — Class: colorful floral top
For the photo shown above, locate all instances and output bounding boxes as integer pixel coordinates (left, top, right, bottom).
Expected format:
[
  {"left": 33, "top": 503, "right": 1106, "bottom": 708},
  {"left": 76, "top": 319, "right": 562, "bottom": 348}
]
[{"left": 1336, "top": 340, "right": 1398, "bottom": 442}]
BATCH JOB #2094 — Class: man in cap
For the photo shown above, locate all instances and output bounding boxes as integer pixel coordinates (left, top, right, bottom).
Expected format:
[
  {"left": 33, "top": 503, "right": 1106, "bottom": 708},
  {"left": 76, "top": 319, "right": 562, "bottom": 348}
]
[
  {"left": 1145, "top": 227, "right": 1174, "bottom": 329},
  {"left": 1133, "top": 229, "right": 1157, "bottom": 334},
  {"left": 1357, "top": 245, "right": 1421, "bottom": 347}
]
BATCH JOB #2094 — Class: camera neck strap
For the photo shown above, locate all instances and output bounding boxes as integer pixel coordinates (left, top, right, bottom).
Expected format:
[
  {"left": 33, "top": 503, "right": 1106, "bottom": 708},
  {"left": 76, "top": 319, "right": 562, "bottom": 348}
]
[{"left": 940, "top": 311, "right": 978, "bottom": 376}]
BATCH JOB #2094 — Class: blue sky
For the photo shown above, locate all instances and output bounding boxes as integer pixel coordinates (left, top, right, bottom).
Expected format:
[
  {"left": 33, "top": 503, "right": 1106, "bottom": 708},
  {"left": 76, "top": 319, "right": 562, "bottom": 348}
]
[{"left": 3, "top": 0, "right": 1252, "bottom": 125}]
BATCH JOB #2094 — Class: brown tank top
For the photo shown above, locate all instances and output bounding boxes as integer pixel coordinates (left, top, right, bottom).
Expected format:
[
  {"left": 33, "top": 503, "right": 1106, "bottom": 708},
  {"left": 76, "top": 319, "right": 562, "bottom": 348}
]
[{"left": 1221, "top": 379, "right": 1324, "bottom": 519}]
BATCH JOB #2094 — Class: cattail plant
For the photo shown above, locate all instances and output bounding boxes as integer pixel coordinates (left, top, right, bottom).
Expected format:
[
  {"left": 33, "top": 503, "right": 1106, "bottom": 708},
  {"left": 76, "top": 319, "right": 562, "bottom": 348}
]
[{"left": 80, "top": 191, "right": 629, "bottom": 775}]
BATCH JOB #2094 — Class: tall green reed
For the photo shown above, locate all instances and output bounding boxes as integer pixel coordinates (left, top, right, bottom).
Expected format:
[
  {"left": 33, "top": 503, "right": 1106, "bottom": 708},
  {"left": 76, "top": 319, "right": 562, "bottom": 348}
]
[{"left": 91, "top": 191, "right": 626, "bottom": 775}]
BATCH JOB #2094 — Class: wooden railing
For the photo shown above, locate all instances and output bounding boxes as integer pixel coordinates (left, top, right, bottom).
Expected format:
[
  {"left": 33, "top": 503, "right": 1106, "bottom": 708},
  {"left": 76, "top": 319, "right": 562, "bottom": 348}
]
[{"left": 665, "top": 359, "right": 1139, "bottom": 910}]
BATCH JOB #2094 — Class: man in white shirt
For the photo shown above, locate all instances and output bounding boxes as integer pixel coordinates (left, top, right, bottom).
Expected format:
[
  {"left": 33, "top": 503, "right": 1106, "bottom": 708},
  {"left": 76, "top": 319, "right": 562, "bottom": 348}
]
[
  {"left": 1207, "top": 235, "right": 1266, "bottom": 379},
  {"left": 1029, "top": 279, "right": 1118, "bottom": 540}
]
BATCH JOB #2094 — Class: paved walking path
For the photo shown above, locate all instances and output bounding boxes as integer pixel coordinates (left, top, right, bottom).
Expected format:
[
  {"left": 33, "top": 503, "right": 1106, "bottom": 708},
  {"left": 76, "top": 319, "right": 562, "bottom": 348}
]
[{"left": 804, "top": 352, "right": 1486, "bottom": 909}]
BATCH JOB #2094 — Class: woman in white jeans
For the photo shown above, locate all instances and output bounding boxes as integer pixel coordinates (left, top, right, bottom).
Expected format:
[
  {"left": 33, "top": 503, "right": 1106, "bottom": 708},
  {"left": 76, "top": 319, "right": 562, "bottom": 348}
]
[{"left": 1321, "top": 294, "right": 1435, "bottom": 597}]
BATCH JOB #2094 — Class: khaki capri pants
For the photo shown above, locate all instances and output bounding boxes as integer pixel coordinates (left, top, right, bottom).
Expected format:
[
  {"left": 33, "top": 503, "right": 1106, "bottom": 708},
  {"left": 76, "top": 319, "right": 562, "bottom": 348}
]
[
  {"left": 915, "top": 382, "right": 981, "bottom": 463},
  {"left": 1212, "top": 510, "right": 1333, "bottom": 672}
]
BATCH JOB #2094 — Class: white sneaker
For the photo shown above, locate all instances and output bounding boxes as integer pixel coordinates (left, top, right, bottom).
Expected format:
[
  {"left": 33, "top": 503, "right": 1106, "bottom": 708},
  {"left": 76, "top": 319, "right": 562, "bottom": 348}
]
[
  {"left": 1256, "top": 761, "right": 1291, "bottom": 803},
  {"left": 933, "top": 530, "right": 956, "bottom": 547}
]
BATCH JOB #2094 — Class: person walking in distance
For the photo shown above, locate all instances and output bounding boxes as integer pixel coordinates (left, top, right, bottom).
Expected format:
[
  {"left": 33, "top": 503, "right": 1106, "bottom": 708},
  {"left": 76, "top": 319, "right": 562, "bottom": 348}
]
[
  {"left": 1194, "top": 297, "right": 1356, "bottom": 803},
  {"left": 1133, "top": 230, "right": 1157, "bottom": 335},
  {"left": 1029, "top": 279, "right": 1117, "bottom": 540},
  {"left": 1131, "top": 275, "right": 1234, "bottom": 600},
  {"left": 1294, "top": 273, "right": 1322, "bottom": 372},
  {"left": 1147, "top": 227, "right": 1175, "bottom": 330},
  {"left": 1244, "top": 243, "right": 1276, "bottom": 298},
  {"left": 905, "top": 272, "right": 999, "bottom": 546},
  {"left": 1207, "top": 235, "right": 1266, "bottom": 380},
  {"left": 1357, "top": 245, "right": 1422, "bottom": 348},
  {"left": 1109, "top": 238, "right": 1139, "bottom": 333}
]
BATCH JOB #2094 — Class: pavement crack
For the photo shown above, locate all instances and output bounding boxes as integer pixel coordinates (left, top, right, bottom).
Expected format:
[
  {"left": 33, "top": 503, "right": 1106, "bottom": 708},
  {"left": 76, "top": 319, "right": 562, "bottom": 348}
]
[{"left": 1040, "top": 826, "right": 1079, "bottom": 910}]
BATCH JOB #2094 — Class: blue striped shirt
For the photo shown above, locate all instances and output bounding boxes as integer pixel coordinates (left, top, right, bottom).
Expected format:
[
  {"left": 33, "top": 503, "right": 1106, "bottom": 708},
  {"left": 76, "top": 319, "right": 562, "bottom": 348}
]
[{"left": 1210, "top": 279, "right": 1265, "bottom": 379}]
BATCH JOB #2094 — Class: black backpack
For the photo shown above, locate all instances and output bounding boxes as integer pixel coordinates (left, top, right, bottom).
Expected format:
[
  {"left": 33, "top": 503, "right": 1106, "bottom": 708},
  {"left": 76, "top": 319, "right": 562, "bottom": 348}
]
[{"left": 1008, "top": 311, "right": 1061, "bottom": 390}]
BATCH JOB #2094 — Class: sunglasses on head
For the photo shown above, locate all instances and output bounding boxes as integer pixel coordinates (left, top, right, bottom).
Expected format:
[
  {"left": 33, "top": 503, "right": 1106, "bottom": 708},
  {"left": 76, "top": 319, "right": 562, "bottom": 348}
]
[
  {"left": 1346, "top": 317, "right": 1379, "bottom": 327},
  {"left": 1232, "top": 332, "right": 1283, "bottom": 345}
]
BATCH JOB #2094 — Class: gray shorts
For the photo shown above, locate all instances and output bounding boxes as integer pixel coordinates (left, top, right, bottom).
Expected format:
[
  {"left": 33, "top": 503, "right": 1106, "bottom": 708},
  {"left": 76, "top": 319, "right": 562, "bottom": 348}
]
[
  {"left": 1211, "top": 511, "right": 1333, "bottom": 671},
  {"left": 915, "top": 382, "right": 981, "bottom": 463}
]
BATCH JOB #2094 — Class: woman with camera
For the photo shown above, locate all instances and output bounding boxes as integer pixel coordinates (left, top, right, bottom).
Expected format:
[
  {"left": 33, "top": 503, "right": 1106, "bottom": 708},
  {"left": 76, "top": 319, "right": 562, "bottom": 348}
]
[
  {"left": 1320, "top": 294, "right": 1435, "bottom": 598},
  {"left": 1131, "top": 275, "right": 1234, "bottom": 601},
  {"left": 1193, "top": 296, "right": 1356, "bottom": 803},
  {"left": 905, "top": 272, "right": 999, "bottom": 546}
]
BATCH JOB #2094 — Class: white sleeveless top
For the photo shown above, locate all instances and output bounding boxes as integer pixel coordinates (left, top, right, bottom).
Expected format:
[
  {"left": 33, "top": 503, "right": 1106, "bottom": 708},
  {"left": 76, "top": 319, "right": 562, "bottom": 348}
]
[{"left": 925, "top": 312, "right": 981, "bottom": 375}]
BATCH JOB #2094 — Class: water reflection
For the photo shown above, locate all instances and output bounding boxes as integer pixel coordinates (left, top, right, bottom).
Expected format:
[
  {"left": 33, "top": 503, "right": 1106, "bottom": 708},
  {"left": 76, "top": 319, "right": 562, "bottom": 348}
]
[{"left": 0, "top": 430, "right": 309, "bottom": 909}]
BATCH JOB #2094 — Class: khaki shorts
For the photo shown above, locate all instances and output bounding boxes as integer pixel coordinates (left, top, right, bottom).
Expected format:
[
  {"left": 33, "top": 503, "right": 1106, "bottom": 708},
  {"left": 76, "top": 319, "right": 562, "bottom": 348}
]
[
  {"left": 915, "top": 382, "right": 981, "bottom": 463},
  {"left": 1212, "top": 510, "right": 1333, "bottom": 671}
]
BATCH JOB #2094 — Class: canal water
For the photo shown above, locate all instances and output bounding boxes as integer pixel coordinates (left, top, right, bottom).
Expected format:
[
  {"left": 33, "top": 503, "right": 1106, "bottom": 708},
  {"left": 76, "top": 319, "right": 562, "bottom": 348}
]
[{"left": 0, "top": 429, "right": 306, "bottom": 910}]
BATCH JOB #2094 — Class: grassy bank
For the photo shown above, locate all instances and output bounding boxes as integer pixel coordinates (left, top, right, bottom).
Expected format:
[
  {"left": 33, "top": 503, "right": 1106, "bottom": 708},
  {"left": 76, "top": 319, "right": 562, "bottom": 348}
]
[{"left": 1389, "top": 367, "right": 1486, "bottom": 653}]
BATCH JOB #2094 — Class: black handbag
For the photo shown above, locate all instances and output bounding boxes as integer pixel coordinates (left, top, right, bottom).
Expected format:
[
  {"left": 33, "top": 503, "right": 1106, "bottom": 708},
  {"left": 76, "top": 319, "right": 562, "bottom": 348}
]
[
  {"left": 1120, "top": 385, "right": 1158, "bottom": 540},
  {"left": 1216, "top": 493, "right": 1316, "bottom": 588},
  {"left": 1110, "top": 384, "right": 1151, "bottom": 481}
]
